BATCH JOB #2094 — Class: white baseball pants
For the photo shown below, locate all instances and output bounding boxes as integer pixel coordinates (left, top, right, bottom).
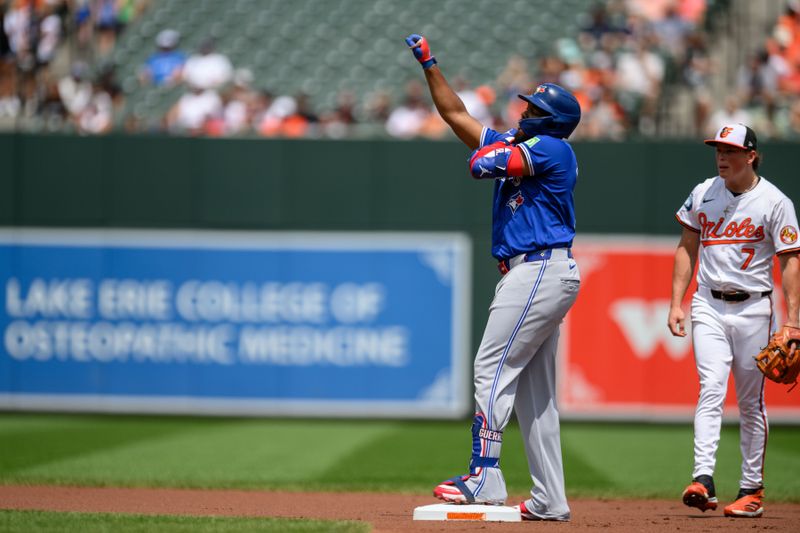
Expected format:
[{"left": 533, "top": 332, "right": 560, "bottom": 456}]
[{"left": 690, "top": 286, "right": 772, "bottom": 490}]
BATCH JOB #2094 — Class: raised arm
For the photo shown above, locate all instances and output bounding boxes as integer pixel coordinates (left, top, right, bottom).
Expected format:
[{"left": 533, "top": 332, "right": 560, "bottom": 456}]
[{"left": 405, "top": 34, "right": 483, "bottom": 150}]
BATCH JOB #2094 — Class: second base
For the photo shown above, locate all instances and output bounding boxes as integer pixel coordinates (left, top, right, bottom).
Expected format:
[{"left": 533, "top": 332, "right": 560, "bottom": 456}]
[{"left": 412, "top": 503, "right": 521, "bottom": 521}]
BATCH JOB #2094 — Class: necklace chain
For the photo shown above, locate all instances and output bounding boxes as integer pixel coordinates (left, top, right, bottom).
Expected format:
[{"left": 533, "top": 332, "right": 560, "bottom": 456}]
[{"left": 743, "top": 175, "right": 759, "bottom": 193}]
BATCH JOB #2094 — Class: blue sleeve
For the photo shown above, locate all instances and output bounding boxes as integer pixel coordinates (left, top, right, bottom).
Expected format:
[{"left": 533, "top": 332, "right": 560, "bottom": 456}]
[
  {"left": 480, "top": 127, "right": 517, "bottom": 148},
  {"left": 516, "top": 136, "right": 569, "bottom": 176}
]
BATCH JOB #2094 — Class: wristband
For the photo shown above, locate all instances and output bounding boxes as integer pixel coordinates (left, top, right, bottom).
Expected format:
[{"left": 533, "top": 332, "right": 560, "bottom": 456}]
[{"left": 421, "top": 57, "right": 437, "bottom": 70}]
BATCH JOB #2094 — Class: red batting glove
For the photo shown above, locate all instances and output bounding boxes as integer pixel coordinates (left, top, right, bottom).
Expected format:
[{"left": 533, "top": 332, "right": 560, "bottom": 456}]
[{"left": 405, "top": 34, "right": 437, "bottom": 69}]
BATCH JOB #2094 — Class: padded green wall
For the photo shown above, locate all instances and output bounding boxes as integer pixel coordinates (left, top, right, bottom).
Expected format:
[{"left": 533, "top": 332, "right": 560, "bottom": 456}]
[
  {"left": 3, "top": 133, "right": 798, "bottom": 352},
  {"left": 6, "top": 134, "right": 798, "bottom": 231}
]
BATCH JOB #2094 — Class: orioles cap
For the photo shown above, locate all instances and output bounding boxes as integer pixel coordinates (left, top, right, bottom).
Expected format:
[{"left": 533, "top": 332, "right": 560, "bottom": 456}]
[{"left": 704, "top": 123, "right": 757, "bottom": 150}]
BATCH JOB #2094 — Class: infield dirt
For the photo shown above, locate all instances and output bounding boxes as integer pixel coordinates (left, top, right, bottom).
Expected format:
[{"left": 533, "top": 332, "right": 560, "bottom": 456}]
[{"left": 1, "top": 485, "right": 799, "bottom": 532}]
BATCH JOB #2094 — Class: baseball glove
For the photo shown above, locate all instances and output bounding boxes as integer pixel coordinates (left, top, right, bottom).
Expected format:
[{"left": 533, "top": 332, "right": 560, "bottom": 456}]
[{"left": 754, "top": 325, "right": 800, "bottom": 391}]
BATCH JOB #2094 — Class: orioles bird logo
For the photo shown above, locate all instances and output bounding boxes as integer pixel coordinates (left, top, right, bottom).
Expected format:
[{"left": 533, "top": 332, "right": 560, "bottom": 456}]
[
  {"left": 780, "top": 225, "right": 798, "bottom": 245},
  {"left": 719, "top": 127, "right": 734, "bottom": 138}
]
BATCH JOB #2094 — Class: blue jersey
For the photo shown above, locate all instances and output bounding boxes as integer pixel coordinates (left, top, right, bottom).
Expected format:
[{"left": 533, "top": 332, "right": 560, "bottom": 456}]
[
  {"left": 145, "top": 50, "right": 187, "bottom": 86},
  {"left": 479, "top": 127, "right": 578, "bottom": 260}
]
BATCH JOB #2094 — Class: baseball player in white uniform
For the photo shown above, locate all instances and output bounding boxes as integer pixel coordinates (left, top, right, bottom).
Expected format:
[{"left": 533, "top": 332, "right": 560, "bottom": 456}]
[{"left": 668, "top": 123, "right": 800, "bottom": 518}]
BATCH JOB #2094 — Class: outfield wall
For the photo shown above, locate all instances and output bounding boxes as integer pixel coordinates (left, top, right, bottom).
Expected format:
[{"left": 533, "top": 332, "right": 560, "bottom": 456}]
[
  {"left": 2, "top": 134, "right": 799, "bottom": 420},
  {"left": 5, "top": 133, "right": 800, "bottom": 349}
]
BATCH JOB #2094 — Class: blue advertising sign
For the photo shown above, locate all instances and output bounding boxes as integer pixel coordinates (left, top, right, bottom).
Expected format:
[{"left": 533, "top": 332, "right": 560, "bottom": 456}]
[{"left": 0, "top": 229, "right": 471, "bottom": 418}]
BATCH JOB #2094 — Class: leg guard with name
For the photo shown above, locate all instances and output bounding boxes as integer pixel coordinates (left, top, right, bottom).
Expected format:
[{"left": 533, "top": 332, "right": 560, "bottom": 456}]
[{"left": 469, "top": 412, "right": 502, "bottom": 474}]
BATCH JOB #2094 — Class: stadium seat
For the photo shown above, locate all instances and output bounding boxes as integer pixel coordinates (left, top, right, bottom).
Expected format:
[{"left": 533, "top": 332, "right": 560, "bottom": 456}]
[{"left": 110, "top": 0, "right": 593, "bottom": 129}]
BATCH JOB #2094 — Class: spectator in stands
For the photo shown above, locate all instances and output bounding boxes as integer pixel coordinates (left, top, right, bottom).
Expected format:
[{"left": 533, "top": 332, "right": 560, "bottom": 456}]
[
  {"left": 453, "top": 76, "right": 492, "bottom": 126},
  {"left": 256, "top": 93, "right": 296, "bottom": 137},
  {"left": 681, "top": 29, "right": 713, "bottom": 135},
  {"left": 321, "top": 89, "right": 357, "bottom": 138},
  {"left": 614, "top": 35, "right": 665, "bottom": 135},
  {"left": 36, "top": 1, "right": 61, "bottom": 68},
  {"left": 182, "top": 38, "right": 233, "bottom": 92},
  {"left": 363, "top": 89, "right": 392, "bottom": 125},
  {"left": 578, "top": 84, "right": 627, "bottom": 140},
  {"left": 222, "top": 68, "right": 257, "bottom": 135},
  {"left": 581, "top": 1, "right": 627, "bottom": 41},
  {"left": 556, "top": 39, "right": 594, "bottom": 116},
  {"left": 650, "top": 1, "right": 694, "bottom": 62},
  {"left": 0, "top": 0, "right": 19, "bottom": 119},
  {"left": 75, "top": 78, "right": 114, "bottom": 134},
  {"left": 737, "top": 50, "right": 779, "bottom": 118},
  {"left": 280, "top": 91, "right": 319, "bottom": 138},
  {"left": 251, "top": 89, "right": 275, "bottom": 136},
  {"left": 771, "top": 0, "right": 800, "bottom": 94},
  {"left": 139, "top": 28, "right": 185, "bottom": 87},
  {"left": 90, "top": 0, "right": 143, "bottom": 58},
  {"left": 577, "top": 31, "right": 608, "bottom": 80},
  {"left": 6, "top": 0, "right": 788, "bottom": 141},
  {"left": 4, "top": 0, "right": 35, "bottom": 116},
  {"left": 775, "top": 0, "right": 800, "bottom": 67},
  {"left": 496, "top": 54, "right": 532, "bottom": 97},
  {"left": 536, "top": 53, "right": 566, "bottom": 86},
  {"left": 116, "top": 0, "right": 144, "bottom": 35},
  {"left": 725, "top": 0, "right": 800, "bottom": 138},
  {"left": 676, "top": 0, "right": 707, "bottom": 25},
  {"left": 96, "top": 61, "right": 124, "bottom": 118},
  {"left": 705, "top": 95, "right": 751, "bottom": 136},
  {"left": 56, "top": 57, "right": 117, "bottom": 136},
  {"left": 58, "top": 61, "right": 92, "bottom": 119},
  {"left": 6, "top": 0, "right": 67, "bottom": 118},
  {"left": 357, "top": 89, "right": 392, "bottom": 136},
  {"left": 417, "top": 113, "right": 448, "bottom": 139},
  {"left": 775, "top": 98, "right": 800, "bottom": 139},
  {"left": 37, "top": 71, "right": 67, "bottom": 126},
  {"left": 241, "top": 88, "right": 268, "bottom": 135},
  {"left": 578, "top": 37, "right": 615, "bottom": 111},
  {"left": 496, "top": 55, "right": 532, "bottom": 125},
  {"left": 94, "top": 0, "right": 120, "bottom": 57},
  {"left": 165, "top": 83, "right": 223, "bottom": 136},
  {"left": 385, "top": 79, "right": 430, "bottom": 138},
  {"left": 73, "top": 0, "right": 93, "bottom": 54},
  {"left": 500, "top": 55, "right": 561, "bottom": 126}
]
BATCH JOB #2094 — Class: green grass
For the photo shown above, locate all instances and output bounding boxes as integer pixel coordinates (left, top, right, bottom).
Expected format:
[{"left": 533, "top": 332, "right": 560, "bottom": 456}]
[
  {"left": 1, "top": 414, "right": 799, "bottom": 502},
  {"left": 0, "top": 510, "right": 368, "bottom": 533}
]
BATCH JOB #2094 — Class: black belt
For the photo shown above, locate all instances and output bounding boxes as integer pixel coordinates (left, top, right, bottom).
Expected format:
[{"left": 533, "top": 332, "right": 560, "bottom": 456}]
[
  {"left": 497, "top": 248, "right": 573, "bottom": 275},
  {"left": 710, "top": 289, "right": 772, "bottom": 302}
]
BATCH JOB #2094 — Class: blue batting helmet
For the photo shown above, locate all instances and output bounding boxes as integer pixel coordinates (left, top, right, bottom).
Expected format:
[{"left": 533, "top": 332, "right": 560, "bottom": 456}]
[{"left": 518, "top": 83, "right": 581, "bottom": 139}]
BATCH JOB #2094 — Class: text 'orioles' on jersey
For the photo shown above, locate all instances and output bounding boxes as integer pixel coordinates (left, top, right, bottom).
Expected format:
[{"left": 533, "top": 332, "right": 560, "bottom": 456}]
[
  {"left": 676, "top": 176, "right": 800, "bottom": 292},
  {"left": 478, "top": 127, "right": 578, "bottom": 261}
]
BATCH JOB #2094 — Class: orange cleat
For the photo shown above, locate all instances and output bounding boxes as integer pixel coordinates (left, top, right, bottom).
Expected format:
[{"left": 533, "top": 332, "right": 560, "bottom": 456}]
[
  {"left": 724, "top": 488, "right": 764, "bottom": 518},
  {"left": 682, "top": 481, "right": 718, "bottom": 511}
]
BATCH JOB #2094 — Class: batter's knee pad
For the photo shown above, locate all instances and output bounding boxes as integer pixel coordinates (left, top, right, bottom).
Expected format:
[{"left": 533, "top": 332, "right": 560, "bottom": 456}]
[{"left": 469, "top": 412, "right": 502, "bottom": 474}]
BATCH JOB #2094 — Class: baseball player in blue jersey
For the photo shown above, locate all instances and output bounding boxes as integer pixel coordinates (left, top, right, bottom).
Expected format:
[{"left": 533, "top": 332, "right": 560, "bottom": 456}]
[{"left": 406, "top": 34, "right": 581, "bottom": 521}]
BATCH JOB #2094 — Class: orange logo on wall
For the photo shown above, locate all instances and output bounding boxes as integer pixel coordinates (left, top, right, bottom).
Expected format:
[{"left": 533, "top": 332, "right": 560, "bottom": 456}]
[
  {"left": 719, "top": 127, "right": 734, "bottom": 138},
  {"left": 780, "top": 225, "right": 798, "bottom": 244}
]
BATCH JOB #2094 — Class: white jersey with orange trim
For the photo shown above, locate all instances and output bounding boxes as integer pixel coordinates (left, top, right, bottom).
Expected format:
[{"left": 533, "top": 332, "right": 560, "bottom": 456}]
[{"left": 676, "top": 175, "right": 800, "bottom": 292}]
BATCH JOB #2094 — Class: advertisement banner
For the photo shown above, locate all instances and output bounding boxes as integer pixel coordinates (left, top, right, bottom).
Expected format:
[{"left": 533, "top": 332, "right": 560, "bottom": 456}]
[
  {"left": 561, "top": 236, "right": 800, "bottom": 422},
  {"left": 0, "top": 229, "right": 471, "bottom": 418}
]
